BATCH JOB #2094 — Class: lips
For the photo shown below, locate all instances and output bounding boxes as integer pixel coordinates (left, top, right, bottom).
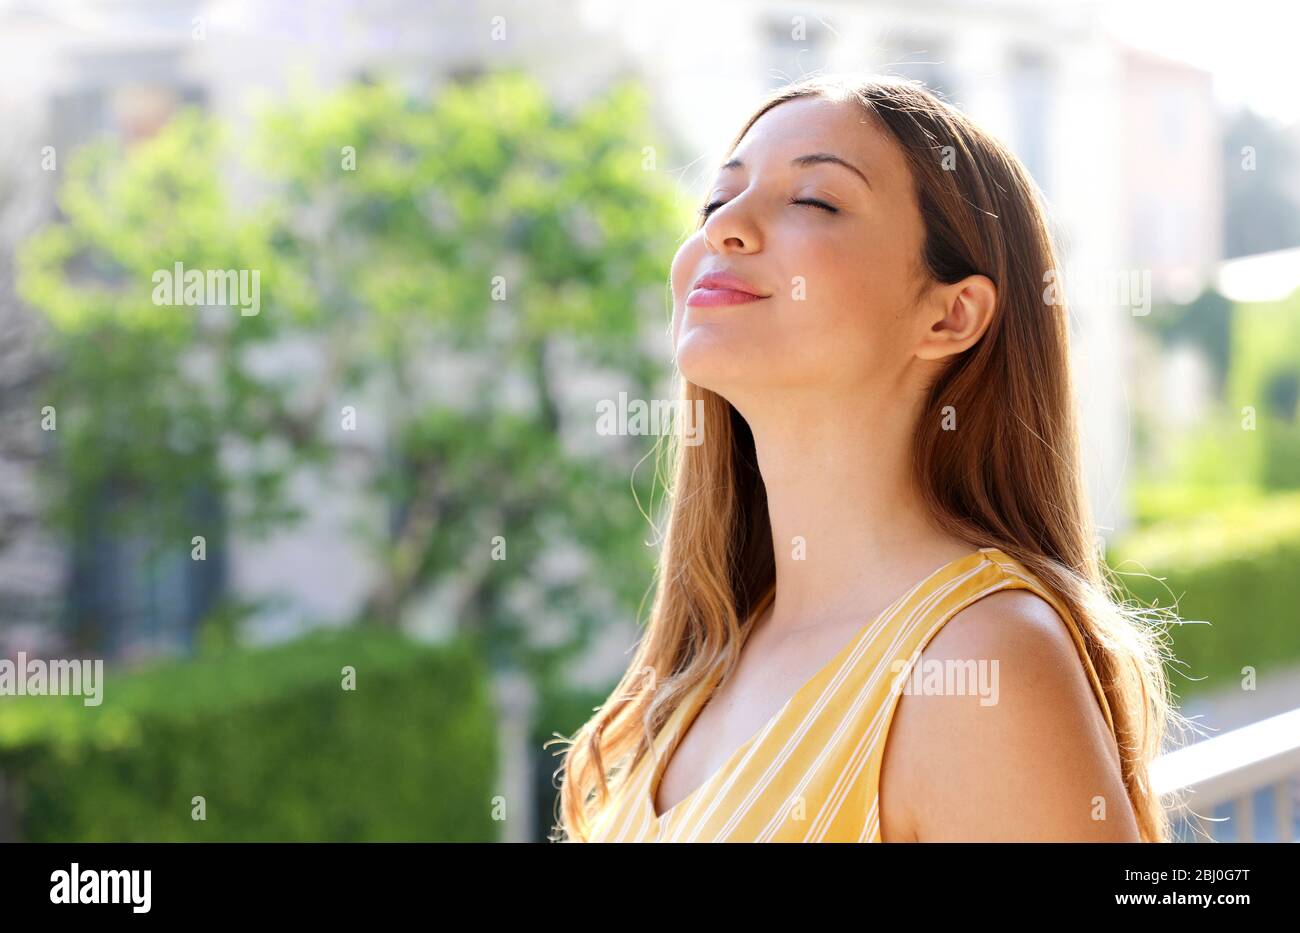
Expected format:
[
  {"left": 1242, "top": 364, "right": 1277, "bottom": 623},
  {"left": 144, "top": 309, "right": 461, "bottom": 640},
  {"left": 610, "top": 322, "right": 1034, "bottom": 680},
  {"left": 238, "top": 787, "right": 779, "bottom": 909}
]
[{"left": 686, "top": 270, "right": 770, "bottom": 307}]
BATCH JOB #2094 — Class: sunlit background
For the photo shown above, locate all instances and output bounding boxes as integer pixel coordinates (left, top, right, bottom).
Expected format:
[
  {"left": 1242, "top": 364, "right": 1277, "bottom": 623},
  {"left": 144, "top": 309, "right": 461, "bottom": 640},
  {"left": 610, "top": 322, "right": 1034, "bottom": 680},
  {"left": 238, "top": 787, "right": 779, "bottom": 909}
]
[{"left": 0, "top": 0, "right": 1297, "bottom": 843}]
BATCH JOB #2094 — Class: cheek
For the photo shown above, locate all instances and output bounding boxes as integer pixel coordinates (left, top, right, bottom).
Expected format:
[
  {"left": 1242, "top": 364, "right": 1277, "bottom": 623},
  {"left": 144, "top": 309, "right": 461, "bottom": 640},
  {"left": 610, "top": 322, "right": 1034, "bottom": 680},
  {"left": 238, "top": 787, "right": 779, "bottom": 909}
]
[
  {"left": 786, "top": 239, "right": 877, "bottom": 334},
  {"left": 669, "top": 235, "right": 706, "bottom": 344},
  {"left": 670, "top": 233, "right": 701, "bottom": 289},
  {"left": 782, "top": 237, "right": 915, "bottom": 366}
]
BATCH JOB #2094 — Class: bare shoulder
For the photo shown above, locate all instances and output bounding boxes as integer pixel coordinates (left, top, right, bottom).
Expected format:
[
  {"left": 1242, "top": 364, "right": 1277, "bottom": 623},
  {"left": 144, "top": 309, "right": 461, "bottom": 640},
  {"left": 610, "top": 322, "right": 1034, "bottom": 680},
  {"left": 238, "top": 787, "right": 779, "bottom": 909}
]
[{"left": 878, "top": 587, "right": 1139, "bottom": 841}]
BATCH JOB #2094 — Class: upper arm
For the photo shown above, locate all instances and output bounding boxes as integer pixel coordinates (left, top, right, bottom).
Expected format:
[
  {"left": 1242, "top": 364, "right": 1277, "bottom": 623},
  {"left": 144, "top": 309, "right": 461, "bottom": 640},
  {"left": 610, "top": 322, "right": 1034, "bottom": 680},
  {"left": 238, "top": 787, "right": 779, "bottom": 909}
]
[{"left": 878, "top": 588, "right": 1139, "bottom": 842}]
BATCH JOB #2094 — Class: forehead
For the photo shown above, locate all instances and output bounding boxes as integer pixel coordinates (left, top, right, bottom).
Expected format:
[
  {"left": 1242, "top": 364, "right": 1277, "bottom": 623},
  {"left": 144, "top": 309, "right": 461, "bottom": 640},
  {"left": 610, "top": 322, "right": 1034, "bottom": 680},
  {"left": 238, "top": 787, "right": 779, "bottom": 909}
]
[{"left": 727, "top": 95, "right": 898, "bottom": 178}]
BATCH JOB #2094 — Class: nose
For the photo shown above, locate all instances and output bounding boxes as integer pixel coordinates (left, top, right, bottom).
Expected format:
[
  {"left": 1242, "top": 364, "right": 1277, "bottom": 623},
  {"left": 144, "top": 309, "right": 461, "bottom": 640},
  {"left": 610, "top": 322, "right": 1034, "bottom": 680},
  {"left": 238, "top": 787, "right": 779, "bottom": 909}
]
[{"left": 702, "top": 196, "right": 762, "bottom": 254}]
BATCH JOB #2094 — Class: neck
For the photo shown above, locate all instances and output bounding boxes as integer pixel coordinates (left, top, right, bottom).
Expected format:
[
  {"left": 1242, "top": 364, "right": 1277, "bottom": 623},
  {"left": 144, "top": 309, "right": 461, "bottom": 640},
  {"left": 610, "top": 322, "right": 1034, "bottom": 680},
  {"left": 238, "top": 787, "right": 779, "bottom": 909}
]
[{"left": 740, "top": 387, "right": 966, "bottom": 632}]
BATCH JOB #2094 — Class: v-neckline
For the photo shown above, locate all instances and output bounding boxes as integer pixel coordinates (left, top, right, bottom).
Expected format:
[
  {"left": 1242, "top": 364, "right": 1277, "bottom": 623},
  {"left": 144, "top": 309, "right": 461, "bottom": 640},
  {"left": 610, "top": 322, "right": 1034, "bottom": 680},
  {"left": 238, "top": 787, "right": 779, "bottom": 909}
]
[{"left": 646, "top": 546, "right": 999, "bottom": 824}]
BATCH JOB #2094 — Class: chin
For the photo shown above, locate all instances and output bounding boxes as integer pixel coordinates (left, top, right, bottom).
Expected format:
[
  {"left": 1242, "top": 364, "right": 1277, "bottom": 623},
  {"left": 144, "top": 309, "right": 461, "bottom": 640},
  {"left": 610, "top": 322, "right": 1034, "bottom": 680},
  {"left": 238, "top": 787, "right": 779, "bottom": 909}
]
[
  {"left": 675, "top": 325, "right": 730, "bottom": 384},
  {"left": 674, "top": 328, "right": 768, "bottom": 403}
]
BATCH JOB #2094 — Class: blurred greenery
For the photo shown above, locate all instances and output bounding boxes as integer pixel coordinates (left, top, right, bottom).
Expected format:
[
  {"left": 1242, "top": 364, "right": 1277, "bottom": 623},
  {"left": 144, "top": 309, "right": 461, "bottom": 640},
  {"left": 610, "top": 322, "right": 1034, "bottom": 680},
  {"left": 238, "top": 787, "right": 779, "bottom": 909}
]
[
  {"left": 1138, "top": 288, "right": 1234, "bottom": 393},
  {"left": 1128, "top": 483, "right": 1264, "bottom": 527},
  {"left": 16, "top": 68, "right": 688, "bottom": 684},
  {"left": 10, "top": 69, "right": 697, "bottom": 841},
  {"left": 0, "top": 628, "right": 497, "bottom": 841},
  {"left": 1121, "top": 287, "right": 1300, "bottom": 701},
  {"left": 1228, "top": 291, "right": 1300, "bottom": 489},
  {"left": 1132, "top": 288, "right": 1300, "bottom": 498},
  {"left": 1110, "top": 491, "right": 1300, "bottom": 700}
]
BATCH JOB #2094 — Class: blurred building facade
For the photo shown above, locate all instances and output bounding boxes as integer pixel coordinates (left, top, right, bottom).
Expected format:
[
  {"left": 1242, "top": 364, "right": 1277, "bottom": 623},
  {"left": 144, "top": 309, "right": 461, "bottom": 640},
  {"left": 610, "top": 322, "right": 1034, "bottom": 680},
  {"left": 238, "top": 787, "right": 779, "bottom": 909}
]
[{"left": 1120, "top": 47, "right": 1222, "bottom": 304}]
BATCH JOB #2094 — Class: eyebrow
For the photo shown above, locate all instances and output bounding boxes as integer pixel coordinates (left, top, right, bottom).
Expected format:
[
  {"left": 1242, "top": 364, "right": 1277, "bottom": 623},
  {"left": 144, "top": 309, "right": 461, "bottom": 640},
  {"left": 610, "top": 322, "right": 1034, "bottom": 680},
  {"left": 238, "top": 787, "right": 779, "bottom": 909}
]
[{"left": 719, "top": 152, "right": 872, "bottom": 190}]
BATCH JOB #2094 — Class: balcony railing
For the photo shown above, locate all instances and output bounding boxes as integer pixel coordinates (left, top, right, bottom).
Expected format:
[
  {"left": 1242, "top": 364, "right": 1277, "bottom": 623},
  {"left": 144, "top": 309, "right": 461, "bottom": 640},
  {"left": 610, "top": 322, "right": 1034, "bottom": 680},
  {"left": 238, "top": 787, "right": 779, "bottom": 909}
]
[{"left": 1152, "top": 706, "right": 1300, "bottom": 842}]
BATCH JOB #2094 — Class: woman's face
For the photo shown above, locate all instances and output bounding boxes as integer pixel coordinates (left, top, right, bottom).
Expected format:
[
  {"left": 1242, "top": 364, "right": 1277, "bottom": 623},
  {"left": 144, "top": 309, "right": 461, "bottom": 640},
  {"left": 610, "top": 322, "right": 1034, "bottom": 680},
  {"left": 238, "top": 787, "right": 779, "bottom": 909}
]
[{"left": 670, "top": 95, "right": 931, "bottom": 405}]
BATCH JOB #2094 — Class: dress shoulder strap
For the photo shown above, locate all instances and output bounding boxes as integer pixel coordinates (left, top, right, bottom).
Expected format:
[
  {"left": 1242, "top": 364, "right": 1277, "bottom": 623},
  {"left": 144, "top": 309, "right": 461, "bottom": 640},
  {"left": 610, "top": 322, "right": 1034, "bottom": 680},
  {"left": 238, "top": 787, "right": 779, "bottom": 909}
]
[{"left": 884, "top": 547, "right": 1118, "bottom": 741}]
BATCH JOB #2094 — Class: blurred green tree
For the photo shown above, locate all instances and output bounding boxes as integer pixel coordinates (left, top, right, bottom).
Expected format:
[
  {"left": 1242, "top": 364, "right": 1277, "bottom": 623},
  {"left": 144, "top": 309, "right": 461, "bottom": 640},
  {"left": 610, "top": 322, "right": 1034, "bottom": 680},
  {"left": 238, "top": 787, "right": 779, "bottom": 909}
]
[
  {"left": 17, "top": 70, "right": 688, "bottom": 683},
  {"left": 1138, "top": 287, "right": 1233, "bottom": 395}
]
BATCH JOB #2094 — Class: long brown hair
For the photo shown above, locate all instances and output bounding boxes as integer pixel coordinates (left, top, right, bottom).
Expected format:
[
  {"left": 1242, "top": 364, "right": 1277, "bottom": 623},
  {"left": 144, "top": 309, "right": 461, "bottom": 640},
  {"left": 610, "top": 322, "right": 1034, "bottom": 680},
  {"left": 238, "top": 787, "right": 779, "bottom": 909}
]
[{"left": 550, "top": 74, "right": 1181, "bottom": 843}]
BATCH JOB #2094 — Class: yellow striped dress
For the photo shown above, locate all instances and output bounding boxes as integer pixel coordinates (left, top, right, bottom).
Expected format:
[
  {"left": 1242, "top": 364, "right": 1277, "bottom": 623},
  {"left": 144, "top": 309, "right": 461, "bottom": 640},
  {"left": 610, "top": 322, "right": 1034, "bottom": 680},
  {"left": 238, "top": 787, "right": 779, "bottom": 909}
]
[{"left": 583, "top": 546, "right": 1116, "bottom": 842}]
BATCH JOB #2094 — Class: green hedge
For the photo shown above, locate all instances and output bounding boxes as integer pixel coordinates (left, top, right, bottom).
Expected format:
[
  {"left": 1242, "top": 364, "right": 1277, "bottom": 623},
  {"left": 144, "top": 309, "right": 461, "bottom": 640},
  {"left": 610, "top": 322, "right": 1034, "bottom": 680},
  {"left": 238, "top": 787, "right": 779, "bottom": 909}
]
[
  {"left": 1128, "top": 483, "right": 1264, "bottom": 528},
  {"left": 1110, "top": 490, "right": 1300, "bottom": 698},
  {"left": 0, "top": 627, "right": 499, "bottom": 841}
]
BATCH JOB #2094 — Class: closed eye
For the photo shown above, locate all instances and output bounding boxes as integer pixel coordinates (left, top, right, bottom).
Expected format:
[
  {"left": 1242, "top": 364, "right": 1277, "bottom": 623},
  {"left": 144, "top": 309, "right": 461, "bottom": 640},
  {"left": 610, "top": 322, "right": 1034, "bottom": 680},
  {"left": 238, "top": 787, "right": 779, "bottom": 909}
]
[
  {"left": 697, "top": 199, "right": 725, "bottom": 219},
  {"left": 787, "top": 196, "right": 838, "bottom": 213},
  {"left": 697, "top": 197, "right": 839, "bottom": 218}
]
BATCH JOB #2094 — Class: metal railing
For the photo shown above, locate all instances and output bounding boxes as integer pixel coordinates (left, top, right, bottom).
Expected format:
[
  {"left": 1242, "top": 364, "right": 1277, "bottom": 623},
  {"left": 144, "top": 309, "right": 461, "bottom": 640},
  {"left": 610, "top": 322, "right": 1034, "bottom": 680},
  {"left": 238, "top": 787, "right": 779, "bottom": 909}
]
[{"left": 1152, "top": 706, "right": 1300, "bottom": 842}]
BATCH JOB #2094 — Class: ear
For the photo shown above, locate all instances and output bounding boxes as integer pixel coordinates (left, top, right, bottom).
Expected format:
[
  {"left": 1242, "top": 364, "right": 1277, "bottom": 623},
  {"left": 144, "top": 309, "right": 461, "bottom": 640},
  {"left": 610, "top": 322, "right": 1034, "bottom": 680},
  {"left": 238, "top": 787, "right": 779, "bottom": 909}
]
[{"left": 914, "top": 274, "right": 997, "bottom": 361}]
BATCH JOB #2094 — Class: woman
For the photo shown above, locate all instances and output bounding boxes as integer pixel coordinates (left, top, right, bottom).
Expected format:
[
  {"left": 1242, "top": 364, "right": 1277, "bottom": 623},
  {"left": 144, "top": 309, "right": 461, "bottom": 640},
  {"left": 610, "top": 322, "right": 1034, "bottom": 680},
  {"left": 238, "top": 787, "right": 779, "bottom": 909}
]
[{"left": 552, "top": 74, "right": 1178, "bottom": 843}]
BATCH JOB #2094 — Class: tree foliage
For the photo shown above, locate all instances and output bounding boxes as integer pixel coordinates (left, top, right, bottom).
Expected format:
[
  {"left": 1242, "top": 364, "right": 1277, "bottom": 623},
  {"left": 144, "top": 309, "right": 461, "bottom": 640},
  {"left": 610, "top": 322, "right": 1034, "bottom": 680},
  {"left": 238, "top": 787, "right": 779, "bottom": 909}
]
[{"left": 18, "top": 70, "right": 687, "bottom": 678}]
